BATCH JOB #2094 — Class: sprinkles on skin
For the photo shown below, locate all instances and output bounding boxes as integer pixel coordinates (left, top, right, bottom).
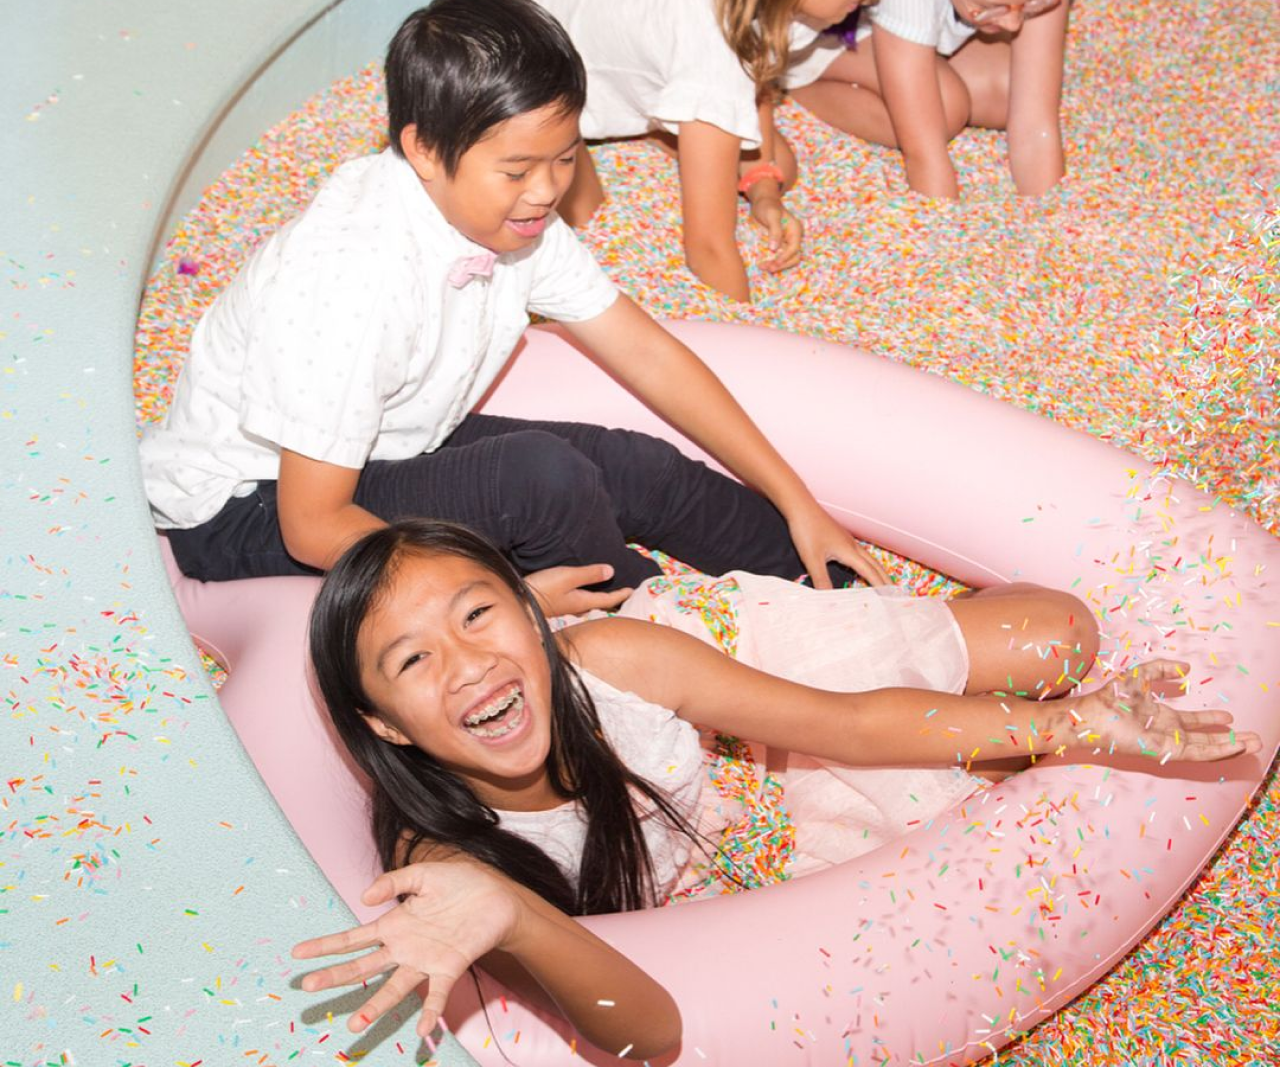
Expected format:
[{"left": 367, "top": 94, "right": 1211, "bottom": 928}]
[{"left": 129, "top": 1, "right": 1277, "bottom": 1061}]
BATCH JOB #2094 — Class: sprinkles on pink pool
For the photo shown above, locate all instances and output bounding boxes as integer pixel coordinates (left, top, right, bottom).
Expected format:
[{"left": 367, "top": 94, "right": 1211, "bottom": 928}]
[{"left": 133, "top": 1, "right": 1278, "bottom": 1063}]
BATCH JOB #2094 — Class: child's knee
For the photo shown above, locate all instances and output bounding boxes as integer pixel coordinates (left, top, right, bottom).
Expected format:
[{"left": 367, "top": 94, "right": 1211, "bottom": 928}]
[
  {"left": 939, "top": 70, "right": 972, "bottom": 139},
  {"left": 1022, "top": 585, "right": 1099, "bottom": 688},
  {"left": 498, "top": 431, "right": 604, "bottom": 514}
]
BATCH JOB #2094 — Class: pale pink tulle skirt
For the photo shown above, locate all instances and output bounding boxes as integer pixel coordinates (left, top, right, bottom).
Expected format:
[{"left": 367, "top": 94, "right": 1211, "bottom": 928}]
[{"left": 616, "top": 572, "right": 982, "bottom": 879}]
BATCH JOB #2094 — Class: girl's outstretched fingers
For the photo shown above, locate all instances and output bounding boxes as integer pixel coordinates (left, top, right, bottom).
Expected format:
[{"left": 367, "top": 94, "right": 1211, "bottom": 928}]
[
  {"left": 296, "top": 941, "right": 392, "bottom": 992},
  {"left": 293, "top": 862, "right": 523, "bottom": 1035},
  {"left": 1077, "top": 659, "right": 1262, "bottom": 763},
  {"left": 292, "top": 922, "right": 385, "bottom": 982},
  {"left": 1128, "top": 657, "right": 1191, "bottom": 697}
]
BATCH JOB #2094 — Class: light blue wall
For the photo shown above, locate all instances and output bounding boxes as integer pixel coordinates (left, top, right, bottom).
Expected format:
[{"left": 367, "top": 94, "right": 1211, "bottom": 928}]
[{"left": 1, "top": 2, "right": 477, "bottom": 1062}]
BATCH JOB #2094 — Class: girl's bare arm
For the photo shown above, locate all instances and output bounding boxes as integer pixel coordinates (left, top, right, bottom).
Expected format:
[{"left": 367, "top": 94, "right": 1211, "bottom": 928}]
[
  {"left": 294, "top": 859, "right": 680, "bottom": 1058},
  {"left": 675, "top": 119, "right": 753, "bottom": 301},
  {"left": 567, "top": 617, "right": 1261, "bottom": 766}
]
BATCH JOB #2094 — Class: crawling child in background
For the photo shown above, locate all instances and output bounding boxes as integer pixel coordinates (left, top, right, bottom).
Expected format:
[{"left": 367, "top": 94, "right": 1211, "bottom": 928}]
[
  {"left": 791, "top": 0, "right": 1070, "bottom": 198},
  {"left": 541, "top": 0, "right": 879, "bottom": 303},
  {"left": 291, "top": 520, "right": 1260, "bottom": 1054},
  {"left": 140, "top": 0, "right": 888, "bottom": 616}
]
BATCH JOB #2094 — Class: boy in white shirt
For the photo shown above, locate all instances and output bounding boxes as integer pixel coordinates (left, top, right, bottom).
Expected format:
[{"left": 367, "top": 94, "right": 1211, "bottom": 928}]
[{"left": 142, "top": 0, "right": 887, "bottom": 614}]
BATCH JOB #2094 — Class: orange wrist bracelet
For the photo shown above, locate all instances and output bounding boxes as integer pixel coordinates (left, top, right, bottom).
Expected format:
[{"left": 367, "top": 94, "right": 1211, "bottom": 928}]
[{"left": 737, "top": 161, "right": 785, "bottom": 196}]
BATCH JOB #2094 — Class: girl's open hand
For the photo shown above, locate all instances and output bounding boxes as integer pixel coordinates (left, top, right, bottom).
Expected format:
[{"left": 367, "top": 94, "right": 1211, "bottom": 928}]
[
  {"left": 292, "top": 862, "right": 524, "bottom": 1038},
  {"left": 750, "top": 196, "right": 804, "bottom": 273},
  {"left": 1074, "top": 660, "right": 1262, "bottom": 762}
]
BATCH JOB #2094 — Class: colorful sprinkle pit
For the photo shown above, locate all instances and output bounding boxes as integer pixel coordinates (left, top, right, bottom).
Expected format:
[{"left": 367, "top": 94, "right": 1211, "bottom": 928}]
[
  {"left": 133, "top": 2, "right": 1276, "bottom": 1062},
  {"left": 8, "top": 0, "right": 1274, "bottom": 1063}
]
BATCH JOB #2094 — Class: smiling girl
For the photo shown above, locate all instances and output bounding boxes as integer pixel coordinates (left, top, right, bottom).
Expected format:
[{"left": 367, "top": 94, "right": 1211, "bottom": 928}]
[{"left": 292, "top": 520, "right": 1259, "bottom": 1050}]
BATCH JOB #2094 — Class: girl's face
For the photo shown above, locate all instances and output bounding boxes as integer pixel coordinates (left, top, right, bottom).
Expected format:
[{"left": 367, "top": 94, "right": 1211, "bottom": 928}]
[
  {"left": 356, "top": 551, "right": 557, "bottom": 811},
  {"left": 795, "top": 0, "right": 862, "bottom": 27}
]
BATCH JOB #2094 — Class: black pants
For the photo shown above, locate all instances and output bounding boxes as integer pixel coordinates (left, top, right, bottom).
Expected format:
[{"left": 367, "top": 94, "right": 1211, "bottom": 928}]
[{"left": 168, "top": 414, "right": 849, "bottom": 588}]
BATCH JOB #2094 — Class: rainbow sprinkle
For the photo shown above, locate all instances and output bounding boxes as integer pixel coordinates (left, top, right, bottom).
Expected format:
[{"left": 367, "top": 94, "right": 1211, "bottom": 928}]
[{"left": 132, "top": 0, "right": 1278, "bottom": 1061}]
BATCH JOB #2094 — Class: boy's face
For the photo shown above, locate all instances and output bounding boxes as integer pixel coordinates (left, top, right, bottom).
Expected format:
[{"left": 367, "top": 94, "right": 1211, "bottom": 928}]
[{"left": 403, "top": 103, "right": 582, "bottom": 254}]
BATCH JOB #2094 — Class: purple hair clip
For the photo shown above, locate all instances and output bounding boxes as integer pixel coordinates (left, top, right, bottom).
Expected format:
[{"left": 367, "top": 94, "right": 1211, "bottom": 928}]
[{"left": 825, "top": 9, "right": 861, "bottom": 47}]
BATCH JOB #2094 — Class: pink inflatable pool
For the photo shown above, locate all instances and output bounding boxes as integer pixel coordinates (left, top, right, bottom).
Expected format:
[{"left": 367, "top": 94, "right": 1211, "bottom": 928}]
[{"left": 165, "top": 321, "right": 1278, "bottom": 1065}]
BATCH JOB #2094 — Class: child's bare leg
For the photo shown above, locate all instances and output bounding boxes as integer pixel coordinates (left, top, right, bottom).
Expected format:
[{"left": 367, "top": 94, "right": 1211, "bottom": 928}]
[
  {"left": 791, "top": 42, "right": 969, "bottom": 147},
  {"left": 948, "top": 584, "right": 1098, "bottom": 778},
  {"left": 947, "top": 584, "right": 1099, "bottom": 700},
  {"left": 970, "top": 756, "right": 1036, "bottom": 783},
  {"left": 947, "top": 36, "right": 1011, "bottom": 130},
  {"left": 790, "top": 47, "right": 899, "bottom": 145},
  {"left": 949, "top": 4, "right": 1067, "bottom": 194},
  {"left": 557, "top": 142, "right": 605, "bottom": 227}
]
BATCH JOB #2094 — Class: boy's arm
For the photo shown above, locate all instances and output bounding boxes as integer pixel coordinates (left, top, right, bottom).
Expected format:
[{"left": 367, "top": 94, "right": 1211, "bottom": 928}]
[
  {"left": 873, "top": 28, "right": 959, "bottom": 198},
  {"left": 561, "top": 297, "right": 889, "bottom": 586},
  {"left": 1006, "top": 2, "right": 1068, "bottom": 195},
  {"left": 278, "top": 449, "right": 385, "bottom": 570}
]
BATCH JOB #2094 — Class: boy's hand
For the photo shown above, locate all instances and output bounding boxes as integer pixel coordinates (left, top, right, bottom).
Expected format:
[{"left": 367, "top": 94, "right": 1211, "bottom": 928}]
[
  {"left": 527, "top": 563, "right": 633, "bottom": 617},
  {"left": 1073, "top": 660, "right": 1262, "bottom": 762},
  {"left": 750, "top": 197, "right": 804, "bottom": 273},
  {"left": 788, "top": 505, "right": 891, "bottom": 588},
  {"left": 292, "top": 862, "right": 524, "bottom": 1038}
]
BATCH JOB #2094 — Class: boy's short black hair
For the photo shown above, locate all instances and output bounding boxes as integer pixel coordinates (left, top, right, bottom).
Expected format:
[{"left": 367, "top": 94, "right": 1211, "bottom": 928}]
[{"left": 386, "top": 0, "right": 587, "bottom": 175}]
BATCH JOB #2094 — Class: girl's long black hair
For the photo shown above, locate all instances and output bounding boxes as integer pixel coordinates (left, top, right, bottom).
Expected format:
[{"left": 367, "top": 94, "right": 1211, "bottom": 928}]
[{"left": 309, "top": 519, "right": 698, "bottom": 915}]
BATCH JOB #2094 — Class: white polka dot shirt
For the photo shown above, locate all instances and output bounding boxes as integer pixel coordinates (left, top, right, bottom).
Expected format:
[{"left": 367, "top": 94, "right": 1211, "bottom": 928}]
[{"left": 141, "top": 149, "right": 618, "bottom": 529}]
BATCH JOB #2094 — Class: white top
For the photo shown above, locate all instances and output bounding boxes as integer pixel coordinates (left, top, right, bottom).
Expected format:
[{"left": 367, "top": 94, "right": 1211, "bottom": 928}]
[
  {"left": 140, "top": 149, "right": 618, "bottom": 529},
  {"left": 864, "top": 0, "right": 976, "bottom": 56},
  {"left": 537, "top": 0, "right": 844, "bottom": 149},
  {"left": 496, "top": 670, "right": 706, "bottom": 902}
]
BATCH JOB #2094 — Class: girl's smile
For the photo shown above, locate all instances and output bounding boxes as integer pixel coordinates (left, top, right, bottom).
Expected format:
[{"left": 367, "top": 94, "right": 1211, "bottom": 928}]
[
  {"left": 355, "top": 551, "right": 558, "bottom": 810},
  {"left": 460, "top": 681, "right": 529, "bottom": 740}
]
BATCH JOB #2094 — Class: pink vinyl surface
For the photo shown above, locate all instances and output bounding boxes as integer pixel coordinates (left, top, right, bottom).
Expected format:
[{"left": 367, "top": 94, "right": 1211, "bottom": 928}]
[{"left": 166, "top": 321, "right": 1278, "bottom": 1065}]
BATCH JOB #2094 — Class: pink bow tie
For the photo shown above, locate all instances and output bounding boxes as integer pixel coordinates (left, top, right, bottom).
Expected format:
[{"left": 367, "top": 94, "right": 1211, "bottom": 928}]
[{"left": 447, "top": 251, "right": 498, "bottom": 289}]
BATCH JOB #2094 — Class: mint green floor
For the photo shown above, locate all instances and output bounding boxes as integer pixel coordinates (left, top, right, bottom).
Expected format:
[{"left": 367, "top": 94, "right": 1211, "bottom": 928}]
[{"left": 1, "top": 2, "right": 477, "bottom": 1062}]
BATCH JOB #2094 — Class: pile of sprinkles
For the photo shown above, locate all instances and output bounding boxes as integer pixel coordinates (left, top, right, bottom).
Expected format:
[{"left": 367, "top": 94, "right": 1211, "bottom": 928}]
[{"left": 132, "top": 0, "right": 1277, "bottom": 1063}]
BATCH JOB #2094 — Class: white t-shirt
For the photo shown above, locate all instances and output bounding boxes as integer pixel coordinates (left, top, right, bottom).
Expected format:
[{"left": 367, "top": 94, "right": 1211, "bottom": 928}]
[
  {"left": 537, "top": 0, "right": 845, "bottom": 148},
  {"left": 864, "top": 0, "right": 976, "bottom": 56},
  {"left": 141, "top": 149, "right": 618, "bottom": 529},
  {"left": 496, "top": 670, "right": 707, "bottom": 902}
]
